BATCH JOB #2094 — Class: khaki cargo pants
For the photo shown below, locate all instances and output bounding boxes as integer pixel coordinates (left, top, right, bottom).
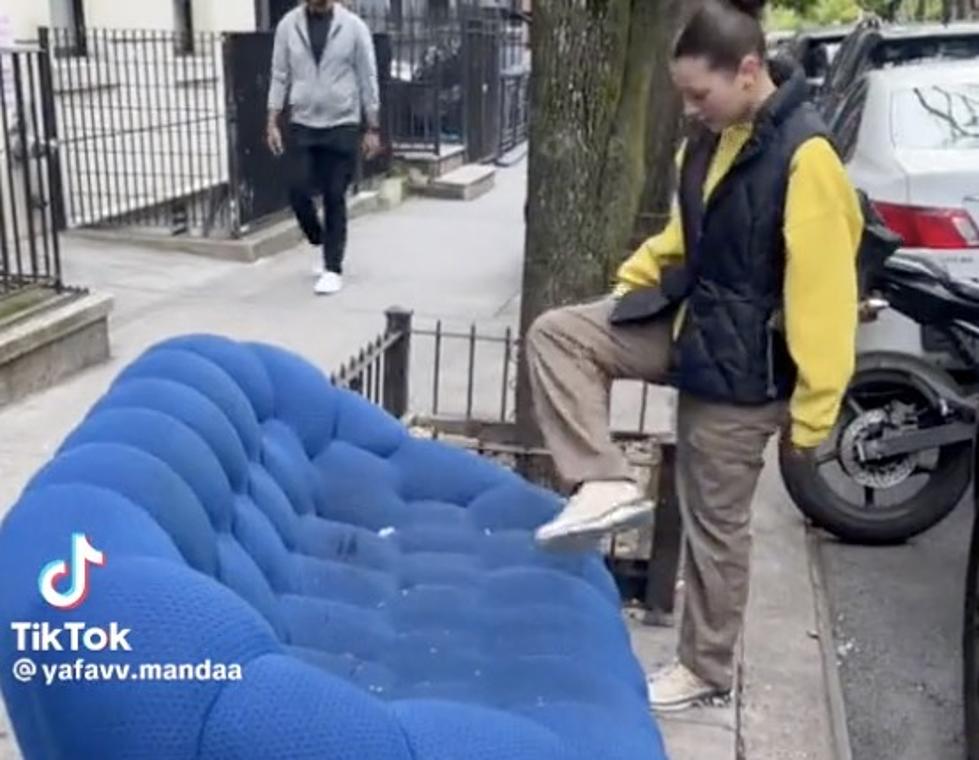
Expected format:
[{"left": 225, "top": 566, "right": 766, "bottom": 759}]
[{"left": 525, "top": 297, "right": 786, "bottom": 691}]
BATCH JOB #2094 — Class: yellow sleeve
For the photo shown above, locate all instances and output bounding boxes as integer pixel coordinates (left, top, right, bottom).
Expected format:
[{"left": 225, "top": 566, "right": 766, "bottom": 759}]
[
  {"left": 614, "top": 209, "right": 685, "bottom": 295},
  {"left": 614, "top": 145, "right": 687, "bottom": 295},
  {"left": 783, "top": 137, "right": 862, "bottom": 448}
]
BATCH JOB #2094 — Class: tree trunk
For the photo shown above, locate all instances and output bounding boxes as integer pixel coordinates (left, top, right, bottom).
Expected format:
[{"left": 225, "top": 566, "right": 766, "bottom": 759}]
[
  {"left": 514, "top": 0, "right": 681, "bottom": 441},
  {"left": 633, "top": 0, "right": 685, "bottom": 247}
]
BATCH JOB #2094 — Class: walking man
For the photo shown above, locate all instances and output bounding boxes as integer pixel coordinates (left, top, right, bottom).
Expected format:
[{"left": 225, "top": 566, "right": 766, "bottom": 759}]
[{"left": 267, "top": 0, "right": 381, "bottom": 295}]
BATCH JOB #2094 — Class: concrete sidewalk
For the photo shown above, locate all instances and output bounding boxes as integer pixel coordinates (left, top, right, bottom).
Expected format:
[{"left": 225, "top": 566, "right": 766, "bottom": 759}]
[
  {"left": 0, "top": 162, "right": 526, "bottom": 511},
  {"left": 0, "top": 161, "right": 842, "bottom": 759},
  {"left": 627, "top": 439, "right": 843, "bottom": 760}
]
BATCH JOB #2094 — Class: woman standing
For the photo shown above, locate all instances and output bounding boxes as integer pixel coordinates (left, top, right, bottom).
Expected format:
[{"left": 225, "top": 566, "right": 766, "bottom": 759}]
[{"left": 526, "top": 0, "right": 863, "bottom": 711}]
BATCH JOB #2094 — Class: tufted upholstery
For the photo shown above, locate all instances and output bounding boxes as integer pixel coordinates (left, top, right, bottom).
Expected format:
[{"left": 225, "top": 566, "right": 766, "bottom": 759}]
[{"left": 0, "top": 335, "right": 667, "bottom": 760}]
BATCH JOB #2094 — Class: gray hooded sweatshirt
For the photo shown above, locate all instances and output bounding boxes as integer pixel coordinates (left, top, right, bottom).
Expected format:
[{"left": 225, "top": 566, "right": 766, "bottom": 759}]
[{"left": 267, "top": 4, "right": 380, "bottom": 130}]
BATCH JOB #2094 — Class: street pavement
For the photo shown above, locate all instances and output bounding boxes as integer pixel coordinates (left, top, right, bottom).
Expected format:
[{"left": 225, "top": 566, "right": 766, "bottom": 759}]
[{"left": 818, "top": 495, "right": 972, "bottom": 760}]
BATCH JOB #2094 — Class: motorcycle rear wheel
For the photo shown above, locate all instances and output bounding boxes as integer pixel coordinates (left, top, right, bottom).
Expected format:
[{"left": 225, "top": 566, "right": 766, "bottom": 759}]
[{"left": 779, "top": 352, "right": 974, "bottom": 545}]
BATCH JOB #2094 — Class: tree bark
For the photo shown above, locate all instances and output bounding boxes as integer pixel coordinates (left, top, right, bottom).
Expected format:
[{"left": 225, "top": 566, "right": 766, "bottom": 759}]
[
  {"left": 514, "top": 0, "right": 681, "bottom": 441},
  {"left": 633, "top": 0, "right": 685, "bottom": 247}
]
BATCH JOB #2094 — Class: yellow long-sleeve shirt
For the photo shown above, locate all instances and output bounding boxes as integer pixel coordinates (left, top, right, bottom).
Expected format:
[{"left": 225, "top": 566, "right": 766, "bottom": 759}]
[{"left": 616, "top": 125, "right": 862, "bottom": 448}]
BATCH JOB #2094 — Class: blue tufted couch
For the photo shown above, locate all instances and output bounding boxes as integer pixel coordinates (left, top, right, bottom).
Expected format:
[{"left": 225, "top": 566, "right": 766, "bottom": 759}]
[{"left": 0, "top": 335, "right": 667, "bottom": 760}]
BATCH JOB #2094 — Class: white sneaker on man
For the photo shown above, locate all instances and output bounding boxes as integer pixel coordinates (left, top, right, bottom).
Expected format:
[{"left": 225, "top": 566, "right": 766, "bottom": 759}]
[
  {"left": 314, "top": 271, "right": 343, "bottom": 295},
  {"left": 647, "top": 662, "right": 727, "bottom": 712},
  {"left": 534, "top": 480, "right": 653, "bottom": 549}
]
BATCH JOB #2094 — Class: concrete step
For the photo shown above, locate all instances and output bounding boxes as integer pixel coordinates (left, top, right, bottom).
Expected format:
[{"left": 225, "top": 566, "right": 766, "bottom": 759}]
[
  {"left": 64, "top": 188, "right": 387, "bottom": 263},
  {"left": 395, "top": 144, "right": 467, "bottom": 186},
  {"left": 420, "top": 164, "right": 496, "bottom": 202},
  {"left": 0, "top": 290, "right": 114, "bottom": 409}
]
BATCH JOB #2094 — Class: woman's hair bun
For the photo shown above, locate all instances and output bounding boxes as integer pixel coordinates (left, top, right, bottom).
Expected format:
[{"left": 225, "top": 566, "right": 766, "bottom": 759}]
[{"left": 727, "top": 0, "right": 767, "bottom": 20}]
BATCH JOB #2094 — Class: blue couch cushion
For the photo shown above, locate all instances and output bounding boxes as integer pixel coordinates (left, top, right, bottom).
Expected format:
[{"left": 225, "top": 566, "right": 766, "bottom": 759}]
[{"left": 0, "top": 335, "right": 667, "bottom": 759}]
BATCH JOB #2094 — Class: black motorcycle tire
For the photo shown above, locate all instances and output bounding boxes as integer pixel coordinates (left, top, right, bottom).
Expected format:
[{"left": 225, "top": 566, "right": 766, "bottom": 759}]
[{"left": 779, "top": 352, "right": 974, "bottom": 546}]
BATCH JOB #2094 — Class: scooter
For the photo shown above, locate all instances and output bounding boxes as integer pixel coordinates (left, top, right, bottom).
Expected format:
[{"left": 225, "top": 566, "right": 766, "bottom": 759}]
[{"left": 779, "top": 252, "right": 979, "bottom": 545}]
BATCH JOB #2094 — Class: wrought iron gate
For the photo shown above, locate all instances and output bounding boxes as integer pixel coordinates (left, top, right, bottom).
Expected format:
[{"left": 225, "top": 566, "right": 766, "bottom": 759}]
[
  {"left": 0, "top": 43, "right": 64, "bottom": 297},
  {"left": 461, "top": 16, "right": 502, "bottom": 164}
]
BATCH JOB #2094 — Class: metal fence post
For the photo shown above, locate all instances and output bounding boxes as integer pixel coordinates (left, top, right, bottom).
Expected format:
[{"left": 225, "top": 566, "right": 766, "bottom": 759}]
[
  {"left": 383, "top": 307, "right": 413, "bottom": 419},
  {"left": 644, "top": 442, "right": 683, "bottom": 627},
  {"left": 221, "top": 33, "right": 243, "bottom": 238},
  {"left": 37, "top": 30, "right": 66, "bottom": 287}
]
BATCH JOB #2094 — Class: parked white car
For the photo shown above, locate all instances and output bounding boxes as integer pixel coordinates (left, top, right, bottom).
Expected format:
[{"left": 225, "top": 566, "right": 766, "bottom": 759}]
[{"left": 830, "top": 59, "right": 979, "bottom": 364}]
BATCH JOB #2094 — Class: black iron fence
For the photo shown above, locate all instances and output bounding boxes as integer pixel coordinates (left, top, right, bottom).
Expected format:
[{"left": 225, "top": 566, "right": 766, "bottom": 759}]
[
  {"left": 0, "top": 45, "right": 64, "bottom": 299},
  {"left": 499, "top": 67, "right": 529, "bottom": 156},
  {"left": 331, "top": 308, "right": 683, "bottom": 626},
  {"left": 41, "top": 9, "right": 530, "bottom": 239},
  {"left": 370, "top": 11, "right": 464, "bottom": 156},
  {"left": 354, "top": 5, "right": 529, "bottom": 160},
  {"left": 42, "top": 27, "right": 229, "bottom": 235}
]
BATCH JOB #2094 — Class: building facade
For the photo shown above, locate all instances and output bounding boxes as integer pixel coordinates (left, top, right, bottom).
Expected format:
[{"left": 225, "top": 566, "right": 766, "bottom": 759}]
[{"left": 3, "top": 0, "right": 258, "bottom": 44}]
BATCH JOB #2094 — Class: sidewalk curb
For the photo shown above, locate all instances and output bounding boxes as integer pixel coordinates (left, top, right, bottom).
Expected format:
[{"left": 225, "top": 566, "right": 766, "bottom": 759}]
[
  {"left": 738, "top": 451, "right": 839, "bottom": 759},
  {"left": 0, "top": 291, "right": 114, "bottom": 411},
  {"left": 807, "top": 531, "right": 854, "bottom": 760}
]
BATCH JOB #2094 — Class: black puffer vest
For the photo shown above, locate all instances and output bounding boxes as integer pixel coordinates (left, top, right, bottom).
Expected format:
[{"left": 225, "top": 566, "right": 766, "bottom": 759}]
[{"left": 663, "top": 60, "right": 829, "bottom": 405}]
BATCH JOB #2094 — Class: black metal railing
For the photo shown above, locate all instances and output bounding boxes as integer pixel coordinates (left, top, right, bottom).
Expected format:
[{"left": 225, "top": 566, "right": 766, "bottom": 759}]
[
  {"left": 0, "top": 45, "right": 64, "bottom": 298},
  {"left": 354, "top": 6, "right": 530, "bottom": 164},
  {"left": 41, "top": 27, "right": 228, "bottom": 235},
  {"left": 352, "top": 6, "right": 529, "bottom": 161},
  {"left": 331, "top": 307, "right": 683, "bottom": 624},
  {"left": 332, "top": 308, "right": 673, "bottom": 435},
  {"left": 486, "top": 11, "right": 529, "bottom": 163},
  {"left": 499, "top": 67, "right": 529, "bottom": 157},
  {"left": 368, "top": 10, "right": 464, "bottom": 156},
  {"left": 330, "top": 308, "right": 413, "bottom": 418}
]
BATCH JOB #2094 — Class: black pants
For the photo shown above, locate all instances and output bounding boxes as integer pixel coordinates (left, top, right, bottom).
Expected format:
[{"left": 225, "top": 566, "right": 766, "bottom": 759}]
[{"left": 287, "top": 124, "right": 358, "bottom": 274}]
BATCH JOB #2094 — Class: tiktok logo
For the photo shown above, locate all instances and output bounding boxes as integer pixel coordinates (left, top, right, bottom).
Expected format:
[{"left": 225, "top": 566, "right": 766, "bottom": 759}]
[{"left": 38, "top": 534, "right": 106, "bottom": 610}]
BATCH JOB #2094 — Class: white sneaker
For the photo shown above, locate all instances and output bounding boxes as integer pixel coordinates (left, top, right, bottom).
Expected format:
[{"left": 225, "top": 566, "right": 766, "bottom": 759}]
[
  {"left": 534, "top": 480, "right": 653, "bottom": 549},
  {"left": 647, "top": 663, "right": 727, "bottom": 712},
  {"left": 314, "top": 271, "right": 343, "bottom": 295}
]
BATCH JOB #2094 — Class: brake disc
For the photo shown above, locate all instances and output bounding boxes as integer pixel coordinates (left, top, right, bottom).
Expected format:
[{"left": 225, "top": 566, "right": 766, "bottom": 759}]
[{"left": 839, "top": 409, "right": 918, "bottom": 490}]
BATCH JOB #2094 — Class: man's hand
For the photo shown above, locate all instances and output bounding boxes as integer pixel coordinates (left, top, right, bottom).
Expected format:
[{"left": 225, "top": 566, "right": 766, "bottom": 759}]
[
  {"left": 267, "top": 121, "right": 284, "bottom": 157},
  {"left": 362, "top": 129, "right": 382, "bottom": 160}
]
